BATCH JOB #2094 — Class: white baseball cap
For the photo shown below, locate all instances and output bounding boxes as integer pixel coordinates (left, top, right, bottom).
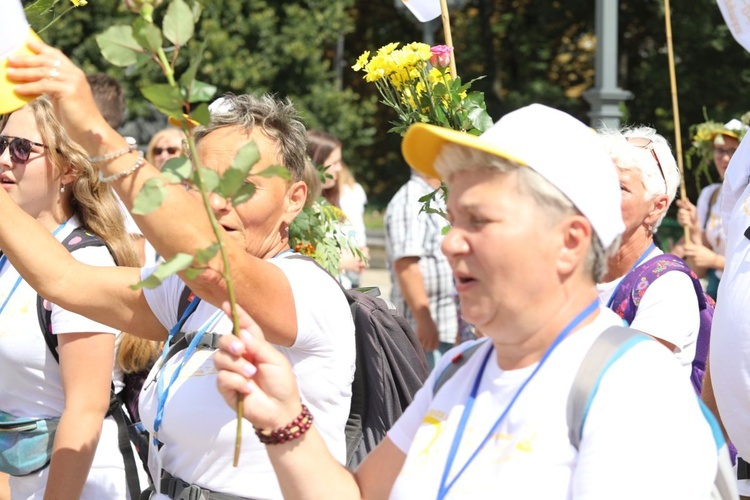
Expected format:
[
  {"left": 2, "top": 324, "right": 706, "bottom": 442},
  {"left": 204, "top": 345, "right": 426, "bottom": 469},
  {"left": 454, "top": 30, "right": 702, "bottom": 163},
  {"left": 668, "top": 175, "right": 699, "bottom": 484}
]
[
  {"left": 401, "top": 104, "right": 625, "bottom": 249},
  {"left": 0, "top": 0, "right": 42, "bottom": 114}
]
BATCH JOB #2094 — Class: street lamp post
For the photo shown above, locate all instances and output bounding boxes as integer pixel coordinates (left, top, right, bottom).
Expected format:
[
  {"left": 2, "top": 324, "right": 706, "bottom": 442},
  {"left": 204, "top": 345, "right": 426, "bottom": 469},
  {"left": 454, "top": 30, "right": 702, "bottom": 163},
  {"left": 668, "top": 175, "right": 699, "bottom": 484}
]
[{"left": 584, "top": 0, "right": 632, "bottom": 129}]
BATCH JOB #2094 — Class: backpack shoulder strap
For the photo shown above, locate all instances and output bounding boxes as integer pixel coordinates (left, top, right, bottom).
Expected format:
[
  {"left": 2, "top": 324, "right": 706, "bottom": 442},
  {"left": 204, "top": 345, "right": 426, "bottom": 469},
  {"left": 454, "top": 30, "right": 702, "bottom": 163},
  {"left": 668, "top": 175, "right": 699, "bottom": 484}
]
[
  {"left": 567, "top": 325, "right": 651, "bottom": 449},
  {"left": 433, "top": 339, "right": 489, "bottom": 395},
  {"left": 37, "top": 227, "right": 108, "bottom": 361}
]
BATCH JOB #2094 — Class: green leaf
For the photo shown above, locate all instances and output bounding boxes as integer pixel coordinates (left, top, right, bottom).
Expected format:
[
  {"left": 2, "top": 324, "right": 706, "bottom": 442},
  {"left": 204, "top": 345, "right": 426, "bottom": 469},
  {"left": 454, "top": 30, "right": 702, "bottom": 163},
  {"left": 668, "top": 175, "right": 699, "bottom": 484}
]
[
  {"left": 231, "top": 142, "right": 260, "bottom": 175},
  {"left": 130, "top": 253, "right": 194, "bottom": 290},
  {"left": 218, "top": 142, "right": 260, "bottom": 198},
  {"left": 256, "top": 164, "right": 291, "bottom": 180},
  {"left": 132, "top": 178, "right": 167, "bottom": 215},
  {"left": 132, "top": 17, "right": 163, "bottom": 53},
  {"left": 23, "top": 0, "right": 56, "bottom": 31},
  {"left": 192, "top": 2, "right": 204, "bottom": 23},
  {"left": 163, "top": 0, "right": 195, "bottom": 46},
  {"left": 179, "top": 39, "right": 207, "bottom": 89},
  {"left": 231, "top": 183, "right": 257, "bottom": 205},
  {"left": 184, "top": 267, "right": 203, "bottom": 280},
  {"left": 160, "top": 156, "right": 192, "bottom": 183},
  {"left": 191, "top": 102, "right": 211, "bottom": 126},
  {"left": 219, "top": 170, "right": 247, "bottom": 199},
  {"left": 96, "top": 25, "right": 143, "bottom": 67},
  {"left": 184, "top": 80, "right": 217, "bottom": 103},
  {"left": 141, "top": 84, "right": 184, "bottom": 116},
  {"left": 194, "top": 243, "right": 219, "bottom": 264},
  {"left": 464, "top": 92, "right": 493, "bottom": 133},
  {"left": 194, "top": 168, "right": 221, "bottom": 193}
]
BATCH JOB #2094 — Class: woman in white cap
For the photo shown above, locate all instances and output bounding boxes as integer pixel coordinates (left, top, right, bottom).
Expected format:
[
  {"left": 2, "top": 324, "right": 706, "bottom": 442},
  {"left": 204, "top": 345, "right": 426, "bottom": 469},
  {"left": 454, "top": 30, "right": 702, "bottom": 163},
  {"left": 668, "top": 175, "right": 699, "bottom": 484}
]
[
  {"left": 212, "top": 105, "right": 720, "bottom": 498},
  {"left": 675, "top": 120, "right": 744, "bottom": 300}
]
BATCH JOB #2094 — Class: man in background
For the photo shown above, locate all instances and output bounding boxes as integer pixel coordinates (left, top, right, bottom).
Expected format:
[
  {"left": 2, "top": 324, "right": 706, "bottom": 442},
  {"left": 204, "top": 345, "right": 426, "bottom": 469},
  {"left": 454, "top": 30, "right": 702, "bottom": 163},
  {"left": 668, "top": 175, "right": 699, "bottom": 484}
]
[{"left": 385, "top": 169, "right": 457, "bottom": 371}]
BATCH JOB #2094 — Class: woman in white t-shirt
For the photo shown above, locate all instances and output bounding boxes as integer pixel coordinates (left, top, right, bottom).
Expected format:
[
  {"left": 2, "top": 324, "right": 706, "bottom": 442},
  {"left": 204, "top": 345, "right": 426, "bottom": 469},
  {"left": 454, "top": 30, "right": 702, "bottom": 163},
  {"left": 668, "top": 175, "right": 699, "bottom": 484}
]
[
  {"left": 213, "top": 105, "right": 718, "bottom": 499},
  {"left": 675, "top": 121, "right": 744, "bottom": 300},
  {"left": 597, "top": 126, "right": 701, "bottom": 381},
  {"left": 0, "top": 97, "right": 156, "bottom": 498},
  {"left": 306, "top": 131, "right": 368, "bottom": 288},
  {"left": 5, "top": 43, "right": 354, "bottom": 500}
]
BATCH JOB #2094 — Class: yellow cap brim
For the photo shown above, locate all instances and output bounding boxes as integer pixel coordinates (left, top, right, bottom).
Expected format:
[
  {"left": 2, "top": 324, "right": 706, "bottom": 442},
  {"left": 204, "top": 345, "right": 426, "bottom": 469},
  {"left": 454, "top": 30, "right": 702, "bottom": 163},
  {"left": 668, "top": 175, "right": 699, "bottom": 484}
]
[
  {"left": 714, "top": 130, "right": 739, "bottom": 140},
  {"left": 401, "top": 123, "right": 527, "bottom": 179},
  {"left": 0, "top": 29, "right": 42, "bottom": 115}
]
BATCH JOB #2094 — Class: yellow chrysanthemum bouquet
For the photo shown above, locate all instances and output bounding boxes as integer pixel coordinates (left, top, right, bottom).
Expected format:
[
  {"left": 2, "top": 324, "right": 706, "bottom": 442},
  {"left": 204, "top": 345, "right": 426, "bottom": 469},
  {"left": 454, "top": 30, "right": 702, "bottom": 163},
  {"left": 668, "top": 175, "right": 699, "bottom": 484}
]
[{"left": 353, "top": 42, "right": 491, "bottom": 136}]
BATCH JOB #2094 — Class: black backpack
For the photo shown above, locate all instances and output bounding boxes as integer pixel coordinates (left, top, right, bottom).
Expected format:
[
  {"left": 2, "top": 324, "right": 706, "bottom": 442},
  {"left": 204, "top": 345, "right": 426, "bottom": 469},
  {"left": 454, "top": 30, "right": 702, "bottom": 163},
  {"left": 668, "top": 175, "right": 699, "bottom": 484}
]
[
  {"left": 36, "top": 227, "right": 149, "bottom": 499},
  {"left": 167, "top": 258, "right": 430, "bottom": 470},
  {"left": 342, "top": 286, "right": 429, "bottom": 468}
]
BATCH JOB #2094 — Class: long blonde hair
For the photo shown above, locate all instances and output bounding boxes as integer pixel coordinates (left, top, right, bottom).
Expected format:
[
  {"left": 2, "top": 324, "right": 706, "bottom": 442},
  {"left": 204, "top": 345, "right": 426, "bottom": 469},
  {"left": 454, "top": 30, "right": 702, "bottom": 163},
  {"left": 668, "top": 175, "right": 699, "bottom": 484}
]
[{"left": 29, "top": 97, "right": 159, "bottom": 373}]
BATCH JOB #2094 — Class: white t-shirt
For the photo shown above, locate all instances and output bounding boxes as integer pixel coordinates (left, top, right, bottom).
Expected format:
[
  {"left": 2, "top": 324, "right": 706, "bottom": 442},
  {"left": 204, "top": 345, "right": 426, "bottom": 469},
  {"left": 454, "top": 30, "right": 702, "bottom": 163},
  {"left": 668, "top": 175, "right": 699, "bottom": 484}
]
[
  {"left": 339, "top": 182, "right": 368, "bottom": 247},
  {"left": 711, "top": 180, "right": 750, "bottom": 460},
  {"left": 696, "top": 183, "right": 725, "bottom": 277},
  {"left": 0, "top": 218, "right": 129, "bottom": 499},
  {"left": 388, "top": 308, "right": 717, "bottom": 499},
  {"left": 597, "top": 248, "right": 700, "bottom": 378},
  {"left": 139, "top": 253, "right": 355, "bottom": 499}
]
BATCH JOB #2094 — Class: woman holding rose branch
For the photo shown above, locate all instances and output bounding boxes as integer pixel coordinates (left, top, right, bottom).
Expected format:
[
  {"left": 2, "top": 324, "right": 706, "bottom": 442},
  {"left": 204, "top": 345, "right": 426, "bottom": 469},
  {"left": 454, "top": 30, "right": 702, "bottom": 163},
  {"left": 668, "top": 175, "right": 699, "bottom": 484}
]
[{"left": 4, "top": 38, "right": 355, "bottom": 499}]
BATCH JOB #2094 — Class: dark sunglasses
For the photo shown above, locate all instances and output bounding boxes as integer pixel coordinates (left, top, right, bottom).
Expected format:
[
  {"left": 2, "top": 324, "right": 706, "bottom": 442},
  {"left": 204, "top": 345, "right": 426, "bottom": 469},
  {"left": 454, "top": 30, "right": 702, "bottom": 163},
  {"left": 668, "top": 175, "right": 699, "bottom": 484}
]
[
  {"left": 0, "top": 135, "right": 49, "bottom": 164},
  {"left": 626, "top": 137, "right": 667, "bottom": 192},
  {"left": 153, "top": 146, "right": 181, "bottom": 156}
]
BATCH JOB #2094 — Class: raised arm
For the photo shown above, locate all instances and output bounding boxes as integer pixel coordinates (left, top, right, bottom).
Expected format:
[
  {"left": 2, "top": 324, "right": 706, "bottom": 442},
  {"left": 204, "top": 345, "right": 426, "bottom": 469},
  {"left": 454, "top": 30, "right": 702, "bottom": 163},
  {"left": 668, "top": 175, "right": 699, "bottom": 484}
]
[
  {"left": 213, "top": 304, "right": 406, "bottom": 500},
  {"left": 9, "top": 40, "right": 299, "bottom": 346},
  {"left": 0, "top": 189, "right": 165, "bottom": 340}
]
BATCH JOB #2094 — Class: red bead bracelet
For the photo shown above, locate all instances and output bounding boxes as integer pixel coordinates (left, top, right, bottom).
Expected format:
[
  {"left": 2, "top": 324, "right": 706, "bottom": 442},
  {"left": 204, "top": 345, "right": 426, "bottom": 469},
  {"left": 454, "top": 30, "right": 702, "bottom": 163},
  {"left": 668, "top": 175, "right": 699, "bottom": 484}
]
[{"left": 254, "top": 403, "right": 314, "bottom": 445}]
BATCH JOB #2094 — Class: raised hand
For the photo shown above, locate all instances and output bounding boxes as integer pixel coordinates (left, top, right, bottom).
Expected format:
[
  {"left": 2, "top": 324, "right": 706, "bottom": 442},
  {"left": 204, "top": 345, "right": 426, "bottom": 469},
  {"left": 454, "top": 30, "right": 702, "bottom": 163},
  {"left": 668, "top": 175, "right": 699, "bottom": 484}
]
[
  {"left": 7, "top": 37, "right": 121, "bottom": 155},
  {"left": 214, "top": 302, "right": 303, "bottom": 431}
]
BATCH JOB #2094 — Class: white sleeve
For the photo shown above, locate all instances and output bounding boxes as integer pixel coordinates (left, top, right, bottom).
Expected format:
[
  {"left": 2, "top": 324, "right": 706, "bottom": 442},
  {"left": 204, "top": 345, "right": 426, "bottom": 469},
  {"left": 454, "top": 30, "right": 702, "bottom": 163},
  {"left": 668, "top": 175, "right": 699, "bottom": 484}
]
[
  {"left": 51, "top": 246, "right": 119, "bottom": 335},
  {"left": 140, "top": 268, "right": 185, "bottom": 330},
  {"left": 571, "top": 341, "right": 717, "bottom": 499},
  {"left": 629, "top": 271, "right": 699, "bottom": 353},
  {"left": 695, "top": 184, "right": 719, "bottom": 230}
]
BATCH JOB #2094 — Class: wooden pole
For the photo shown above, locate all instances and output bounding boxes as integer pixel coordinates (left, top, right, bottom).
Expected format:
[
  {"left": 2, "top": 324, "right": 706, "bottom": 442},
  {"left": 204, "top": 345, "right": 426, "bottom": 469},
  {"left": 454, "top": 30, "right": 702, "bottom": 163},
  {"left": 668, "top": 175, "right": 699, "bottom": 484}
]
[
  {"left": 664, "top": 0, "right": 690, "bottom": 241},
  {"left": 439, "top": 0, "right": 457, "bottom": 79}
]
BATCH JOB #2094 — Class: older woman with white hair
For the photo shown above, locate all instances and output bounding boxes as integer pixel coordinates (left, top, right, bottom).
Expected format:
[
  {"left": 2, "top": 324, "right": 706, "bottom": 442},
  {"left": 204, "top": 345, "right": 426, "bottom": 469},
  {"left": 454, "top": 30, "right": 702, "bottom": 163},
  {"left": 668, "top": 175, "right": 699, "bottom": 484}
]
[{"left": 598, "top": 127, "right": 706, "bottom": 391}]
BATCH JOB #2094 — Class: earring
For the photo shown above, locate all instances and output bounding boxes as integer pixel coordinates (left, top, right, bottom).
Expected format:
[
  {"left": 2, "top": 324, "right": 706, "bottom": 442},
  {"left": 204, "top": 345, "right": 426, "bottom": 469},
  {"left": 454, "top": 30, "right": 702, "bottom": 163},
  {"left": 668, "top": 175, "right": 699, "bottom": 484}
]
[{"left": 60, "top": 184, "right": 66, "bottom": 194}]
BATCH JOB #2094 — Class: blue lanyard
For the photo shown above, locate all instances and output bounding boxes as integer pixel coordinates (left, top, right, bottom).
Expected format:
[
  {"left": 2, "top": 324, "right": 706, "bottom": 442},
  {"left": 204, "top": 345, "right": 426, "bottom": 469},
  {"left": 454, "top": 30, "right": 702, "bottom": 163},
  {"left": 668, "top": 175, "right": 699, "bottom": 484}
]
[
  {"left": 152, "top": 297, "right": 222, "bottom": 444},
  {"left": 436, "top": 299, "right": 600, "bottom": 500},
  {"left": 0, "top": 220, "right": 68, "bottom": 317},
  {"left": 605, "top": 242, "right": 655, "bottom": 308}
]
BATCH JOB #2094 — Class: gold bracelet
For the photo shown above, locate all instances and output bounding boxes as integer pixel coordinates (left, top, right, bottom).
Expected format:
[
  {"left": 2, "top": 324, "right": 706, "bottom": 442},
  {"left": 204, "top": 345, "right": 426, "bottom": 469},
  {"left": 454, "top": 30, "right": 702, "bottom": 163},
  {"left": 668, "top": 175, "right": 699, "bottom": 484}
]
[
  {"left": 88, "top": 145, "right": 137, "bottom": 163},
  {"left": 98, "top": 151, "right": 145, "bottom": 183}
]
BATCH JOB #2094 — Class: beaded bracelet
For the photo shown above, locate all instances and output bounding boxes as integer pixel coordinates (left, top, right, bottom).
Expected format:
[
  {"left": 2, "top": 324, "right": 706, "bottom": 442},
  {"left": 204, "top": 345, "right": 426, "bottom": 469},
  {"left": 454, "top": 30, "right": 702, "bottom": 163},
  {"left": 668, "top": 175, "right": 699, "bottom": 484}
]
[
  {"left": 98, "top": 151, "right": 146, "bottom": 183},
  {"left": 88, "top": 145, "right": 137, "bottom": 164},
  {"left": 254, "top": 403, "right": 314, "bottom": 445}
]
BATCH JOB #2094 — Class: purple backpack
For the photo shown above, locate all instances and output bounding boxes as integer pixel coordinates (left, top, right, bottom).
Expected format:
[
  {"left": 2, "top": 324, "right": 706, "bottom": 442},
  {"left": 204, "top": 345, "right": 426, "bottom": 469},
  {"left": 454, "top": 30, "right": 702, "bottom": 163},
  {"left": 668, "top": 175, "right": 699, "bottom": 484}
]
[{"left": 609, "top": 253, "right": 713, "bottom": 395}]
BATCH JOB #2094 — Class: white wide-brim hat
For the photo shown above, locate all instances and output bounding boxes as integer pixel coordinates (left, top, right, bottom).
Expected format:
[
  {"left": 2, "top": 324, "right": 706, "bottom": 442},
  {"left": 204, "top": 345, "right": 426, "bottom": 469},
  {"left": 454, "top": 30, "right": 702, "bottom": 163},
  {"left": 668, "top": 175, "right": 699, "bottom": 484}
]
[{"left": 401, "top": 103, "right": 625, "bottom": 250}]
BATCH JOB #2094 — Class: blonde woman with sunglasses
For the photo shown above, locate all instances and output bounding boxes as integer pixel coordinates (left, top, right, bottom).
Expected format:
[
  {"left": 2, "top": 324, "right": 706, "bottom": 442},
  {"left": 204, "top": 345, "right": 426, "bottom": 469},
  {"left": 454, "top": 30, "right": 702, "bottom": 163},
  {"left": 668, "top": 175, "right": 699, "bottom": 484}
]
[
  {"left": 0, "top": 97, "right": 156, "bottom": 498},
  {"left": 146, "top": 128, "right": 185, "bottom": 170}
]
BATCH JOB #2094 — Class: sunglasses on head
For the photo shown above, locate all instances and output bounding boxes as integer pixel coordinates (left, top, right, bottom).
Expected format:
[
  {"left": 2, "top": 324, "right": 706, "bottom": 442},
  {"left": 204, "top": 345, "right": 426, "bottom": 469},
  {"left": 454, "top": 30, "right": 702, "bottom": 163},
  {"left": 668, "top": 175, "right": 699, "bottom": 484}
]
[
  {"left": 626, "top": 137, "right": 667, "bottom": 192},
  {"left": 153, "top": 146, "right": 181, "bottom": 156},
  {"left": 0, "top": 135, "right": 49, "bottom": 164}
]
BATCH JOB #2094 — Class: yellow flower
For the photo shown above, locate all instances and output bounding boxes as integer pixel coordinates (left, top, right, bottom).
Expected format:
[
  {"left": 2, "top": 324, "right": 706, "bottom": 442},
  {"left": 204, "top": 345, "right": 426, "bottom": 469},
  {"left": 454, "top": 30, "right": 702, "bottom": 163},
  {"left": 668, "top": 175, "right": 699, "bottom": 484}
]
[
  {"left": 377, "top": 42, "right": 400, "bottom": 55},
  {"left": 70, "top": 0, "right": 88, "bottom": 5},
  {"left": 352, "top": 51, "right": 370, "bottom": 72}
]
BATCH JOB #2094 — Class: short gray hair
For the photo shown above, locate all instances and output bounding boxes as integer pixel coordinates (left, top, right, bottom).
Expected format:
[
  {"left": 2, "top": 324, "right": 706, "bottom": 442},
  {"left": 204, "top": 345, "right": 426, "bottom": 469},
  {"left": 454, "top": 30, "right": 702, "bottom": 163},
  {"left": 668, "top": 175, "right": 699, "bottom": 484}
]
[
  {"left": 194, "top": 93, "right": 307, "bottom": 182},
  {"left": 435, "top": 145, "right": 618, "bottom": 282}
]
